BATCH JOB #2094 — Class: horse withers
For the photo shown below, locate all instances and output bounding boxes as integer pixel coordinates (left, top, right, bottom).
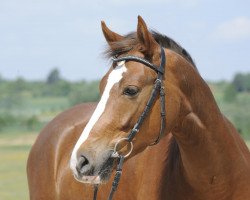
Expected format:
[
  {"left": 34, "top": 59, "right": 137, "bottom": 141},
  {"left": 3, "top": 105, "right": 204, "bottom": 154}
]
[{"left": 27, "top": 16, "right": 250, "bottom": 200}]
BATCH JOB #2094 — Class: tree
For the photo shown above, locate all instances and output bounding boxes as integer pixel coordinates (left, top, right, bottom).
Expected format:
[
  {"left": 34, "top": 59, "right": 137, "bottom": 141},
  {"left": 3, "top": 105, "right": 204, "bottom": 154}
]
[
  {"left": 46, "top": 68, "right": 61, "bottom": 84},
  {"left": 0, "top": 73, "right": 4, "bottom": 82},
  {"left": 232, "top": 73, "right": 250, "bottom": 92},
  {"left": 11, "top": 77, "right": 27, "bottom": 92},
  {"left": 26, "top": 115, "right": 39, "bottom": 130},
  {"left": 223, "top": 83, "right": 237, "bottom": 102}
]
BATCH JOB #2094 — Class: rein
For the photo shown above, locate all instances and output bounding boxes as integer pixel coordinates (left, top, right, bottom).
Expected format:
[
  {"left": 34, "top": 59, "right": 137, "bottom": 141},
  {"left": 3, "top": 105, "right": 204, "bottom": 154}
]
[{"left": 92, "top": 47, "right": 166, "bottom": 200}]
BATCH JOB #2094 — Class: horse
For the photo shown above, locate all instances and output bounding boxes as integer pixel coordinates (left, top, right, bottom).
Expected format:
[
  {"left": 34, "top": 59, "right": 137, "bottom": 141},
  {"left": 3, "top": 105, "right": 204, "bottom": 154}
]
[{"left": 27, "top": 16, "right": 250, "bottom": 200}]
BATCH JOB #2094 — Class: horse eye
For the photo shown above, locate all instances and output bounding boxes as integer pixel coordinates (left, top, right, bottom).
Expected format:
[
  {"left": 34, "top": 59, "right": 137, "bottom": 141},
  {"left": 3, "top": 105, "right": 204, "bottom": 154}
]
[{"left": 123, "top": 86, "right": 139, "bottom": 97}]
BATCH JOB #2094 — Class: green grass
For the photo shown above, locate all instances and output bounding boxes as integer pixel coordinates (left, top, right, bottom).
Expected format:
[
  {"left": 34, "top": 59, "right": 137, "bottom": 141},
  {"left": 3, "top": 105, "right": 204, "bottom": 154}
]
[
  {"left": 0, "top": 131, "right": 36, "bottom": 200},
  {"left": 0, "top": 144, "right": 31, "bottom": 200}
]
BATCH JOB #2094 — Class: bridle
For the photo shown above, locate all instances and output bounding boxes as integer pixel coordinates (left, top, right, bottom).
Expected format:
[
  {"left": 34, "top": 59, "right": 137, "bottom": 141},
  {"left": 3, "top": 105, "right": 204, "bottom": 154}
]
[{"left": 92, "top": 47, "right": 166, "bottom": 200}]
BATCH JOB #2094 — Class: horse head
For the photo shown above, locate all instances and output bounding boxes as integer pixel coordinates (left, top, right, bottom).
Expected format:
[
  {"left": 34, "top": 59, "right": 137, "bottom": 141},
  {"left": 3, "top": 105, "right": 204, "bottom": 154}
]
[{"left": 70, "top": 16, "right": 183, "bottom": 184}]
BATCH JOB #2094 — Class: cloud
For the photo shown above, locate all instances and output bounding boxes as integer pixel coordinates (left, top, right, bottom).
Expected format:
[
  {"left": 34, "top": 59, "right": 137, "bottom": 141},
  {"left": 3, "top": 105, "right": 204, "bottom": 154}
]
[{"left": 214, "top": 17, "right": 250, "bottom": 40}]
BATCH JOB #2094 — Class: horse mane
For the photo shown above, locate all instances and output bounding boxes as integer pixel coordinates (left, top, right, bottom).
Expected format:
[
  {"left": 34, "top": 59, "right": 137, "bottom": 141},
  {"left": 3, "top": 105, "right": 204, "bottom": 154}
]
[
  {"left": 105, "top": 30, "right": 197, "bottom": 69},
  {"left": 151, "top": 31, "right": 197, "bottom": 69}
]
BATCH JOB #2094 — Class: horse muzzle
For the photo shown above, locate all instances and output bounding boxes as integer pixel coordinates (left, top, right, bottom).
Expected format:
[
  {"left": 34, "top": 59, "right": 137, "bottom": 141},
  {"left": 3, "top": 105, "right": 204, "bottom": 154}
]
[{"left": 71, "top": 150, "right": 115, "bottom": 184}]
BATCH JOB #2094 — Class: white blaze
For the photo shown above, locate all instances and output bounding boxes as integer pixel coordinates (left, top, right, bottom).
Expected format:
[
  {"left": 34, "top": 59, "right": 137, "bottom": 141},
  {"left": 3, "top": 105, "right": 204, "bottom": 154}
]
[{"left": 70, "top": 61, "right": 127, "bottom": 173}]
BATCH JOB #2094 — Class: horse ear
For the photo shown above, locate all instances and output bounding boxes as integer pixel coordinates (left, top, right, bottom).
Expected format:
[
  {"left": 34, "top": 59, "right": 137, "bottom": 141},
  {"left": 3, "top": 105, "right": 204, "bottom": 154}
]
[
  {"left": 101, "top": 21, "right": 124, "bottom": 45},
  {"left": 137, "top": 16, "right": 158, "bottom": 56}
]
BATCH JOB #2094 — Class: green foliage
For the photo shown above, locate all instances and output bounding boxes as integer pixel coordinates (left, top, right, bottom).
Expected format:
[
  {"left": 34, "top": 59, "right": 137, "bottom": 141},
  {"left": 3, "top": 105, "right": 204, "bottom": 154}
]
[
  {"left": 0, "top": 113, "right": 42, "bottom": 132},
  {"left": 223, "top": 83, "right": 237, "bottom": 102},
  {"left": 68, "top": 80, "right": 100, "bottom": 105},
  {"left": 0, "top": 114, "right": 14, "bottom": 130},
  {"left": 0, "top": 92, "right": 25, "bottom": 109},
  {"left": 232, "top": 93, "right": 250, "bottom": 139},
  {"left": 0, "top": 70, "right": 99, "bottom": 134},
  {"left": 212, "top": 82, "right": 250, "bottom": 139},
  {"left": 0, "top": 78, "right": 28, "bottom": 109},
  {"left": 0, "top": 70, "right": 249, "bottom": 139},
  {"left": 46, "top": 68, "right": 61, "bottom": 84},
  {"left": 0, "top": 74, "right": 3, "bottom": 82},
  {"left": 26, "top": 116, "right": 40, "bottom": 131},
  {"left": 232, "top": 73, "right": 250, "bottom": 92},
  {"left": 42, "top": 80, "right": 72, "bottom": 96}
]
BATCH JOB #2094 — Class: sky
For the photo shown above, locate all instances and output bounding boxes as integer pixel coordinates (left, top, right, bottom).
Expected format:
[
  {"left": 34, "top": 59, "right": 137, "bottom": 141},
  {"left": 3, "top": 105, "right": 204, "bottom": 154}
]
[{"left": 0, "top": 0, "right": 250, "bottom": 81}]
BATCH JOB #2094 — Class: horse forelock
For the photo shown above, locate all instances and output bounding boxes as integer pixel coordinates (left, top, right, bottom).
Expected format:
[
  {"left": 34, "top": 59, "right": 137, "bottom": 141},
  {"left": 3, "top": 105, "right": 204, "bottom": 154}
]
[{"left": 104, "top": 32, "right": 138, "bottom": 58}]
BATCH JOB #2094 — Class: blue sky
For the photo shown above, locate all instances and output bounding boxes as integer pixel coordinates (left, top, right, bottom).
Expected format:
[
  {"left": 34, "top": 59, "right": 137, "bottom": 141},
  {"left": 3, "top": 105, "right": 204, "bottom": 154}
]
[{"left": 0, "top": 0, "right": 250, "bottom": 81}]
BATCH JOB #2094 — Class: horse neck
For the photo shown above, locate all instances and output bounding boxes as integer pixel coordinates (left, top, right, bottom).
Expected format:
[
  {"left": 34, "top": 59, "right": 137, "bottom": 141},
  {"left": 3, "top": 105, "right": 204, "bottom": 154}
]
[{"left": 168, "top": 57, "right": 248, "bottom": 197}]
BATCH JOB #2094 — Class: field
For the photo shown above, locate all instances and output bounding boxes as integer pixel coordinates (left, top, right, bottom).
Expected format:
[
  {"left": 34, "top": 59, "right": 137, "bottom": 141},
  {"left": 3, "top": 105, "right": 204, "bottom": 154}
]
[
  {"left": 0, "top": 132, "right": 36, "bottom": 200},
  {"left": 0, "top": 98, "right": 69, "bottom": 199}
]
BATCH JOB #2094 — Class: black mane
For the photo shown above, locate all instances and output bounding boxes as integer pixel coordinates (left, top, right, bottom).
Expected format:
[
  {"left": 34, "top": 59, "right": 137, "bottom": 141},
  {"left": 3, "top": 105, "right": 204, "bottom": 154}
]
[{"left": 151, "top": 31, "right": 196, "bottom": 69}]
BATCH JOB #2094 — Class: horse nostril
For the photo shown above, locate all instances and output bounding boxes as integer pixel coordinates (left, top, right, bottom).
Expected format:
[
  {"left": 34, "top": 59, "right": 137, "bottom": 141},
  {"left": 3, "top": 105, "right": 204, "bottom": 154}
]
[{"left": 76, "top": 155, "right": 90, "bottom": 174}]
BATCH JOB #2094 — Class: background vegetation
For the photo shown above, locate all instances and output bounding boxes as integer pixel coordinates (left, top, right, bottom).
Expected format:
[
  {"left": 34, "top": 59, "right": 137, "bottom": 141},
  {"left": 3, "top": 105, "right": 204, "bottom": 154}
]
[
  {"left": 0, "top": 68, "right": 99, "bottom": 135},
  {"left": 0, "top": 69, "right": 249, "bottom": 199},
  {"left": 209, "top": 72, "right": 250, "bottom": 140},
  {"left": 0, "top": 69, "right": 249, "bottom": 139}
]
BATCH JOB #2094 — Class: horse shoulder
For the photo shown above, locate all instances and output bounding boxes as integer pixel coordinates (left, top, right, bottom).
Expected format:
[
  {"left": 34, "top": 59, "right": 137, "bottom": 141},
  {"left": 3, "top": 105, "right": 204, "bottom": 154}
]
[{"left": 27, "top": 103, "right": 97, "bottom": 200}]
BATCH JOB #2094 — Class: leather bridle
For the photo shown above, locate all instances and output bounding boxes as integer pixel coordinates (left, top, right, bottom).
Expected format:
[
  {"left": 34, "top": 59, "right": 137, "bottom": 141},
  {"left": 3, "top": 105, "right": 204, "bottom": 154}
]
[{"left": 92, "top": 47, "right": 166, "bottom": 200}]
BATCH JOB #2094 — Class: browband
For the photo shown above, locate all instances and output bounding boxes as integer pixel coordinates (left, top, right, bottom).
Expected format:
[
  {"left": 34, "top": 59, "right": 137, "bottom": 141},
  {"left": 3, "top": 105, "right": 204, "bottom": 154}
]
[{"left": 112, "top": 47, "right": 165, "bottom": 74}]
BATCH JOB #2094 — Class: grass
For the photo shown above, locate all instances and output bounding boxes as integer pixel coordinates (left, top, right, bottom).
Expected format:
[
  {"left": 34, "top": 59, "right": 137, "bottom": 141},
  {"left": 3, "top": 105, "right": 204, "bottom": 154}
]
[
  {"left": 0, "top": 132, "right": 35, "bottom": 200},
  {"left": 0, "top": 145, "right": 31, "bottom": 200},
  {"left": 0, "top": 95, "right": 70, "bottom": 199}
]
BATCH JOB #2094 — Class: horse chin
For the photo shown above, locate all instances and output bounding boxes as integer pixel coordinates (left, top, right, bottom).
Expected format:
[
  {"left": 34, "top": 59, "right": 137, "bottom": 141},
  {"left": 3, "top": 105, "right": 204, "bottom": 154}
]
[
  {"left": 74, "top": 175, "right": 102, "bottom": 184},
  {"left": 74, "top": 172, "right": 112, "bottom": 185}
]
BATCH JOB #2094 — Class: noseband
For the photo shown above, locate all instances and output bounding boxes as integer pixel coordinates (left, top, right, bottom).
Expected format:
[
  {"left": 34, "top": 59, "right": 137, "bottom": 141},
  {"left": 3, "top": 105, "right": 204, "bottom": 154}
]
[{"left": 92, "top": 47, "right": 166, "bottom": 200}]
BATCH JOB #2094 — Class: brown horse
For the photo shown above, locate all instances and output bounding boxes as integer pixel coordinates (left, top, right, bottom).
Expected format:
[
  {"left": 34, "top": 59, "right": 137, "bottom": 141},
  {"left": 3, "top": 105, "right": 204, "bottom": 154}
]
[{"left": 27, "top": 16, "right": 250, "bottom": 200}]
